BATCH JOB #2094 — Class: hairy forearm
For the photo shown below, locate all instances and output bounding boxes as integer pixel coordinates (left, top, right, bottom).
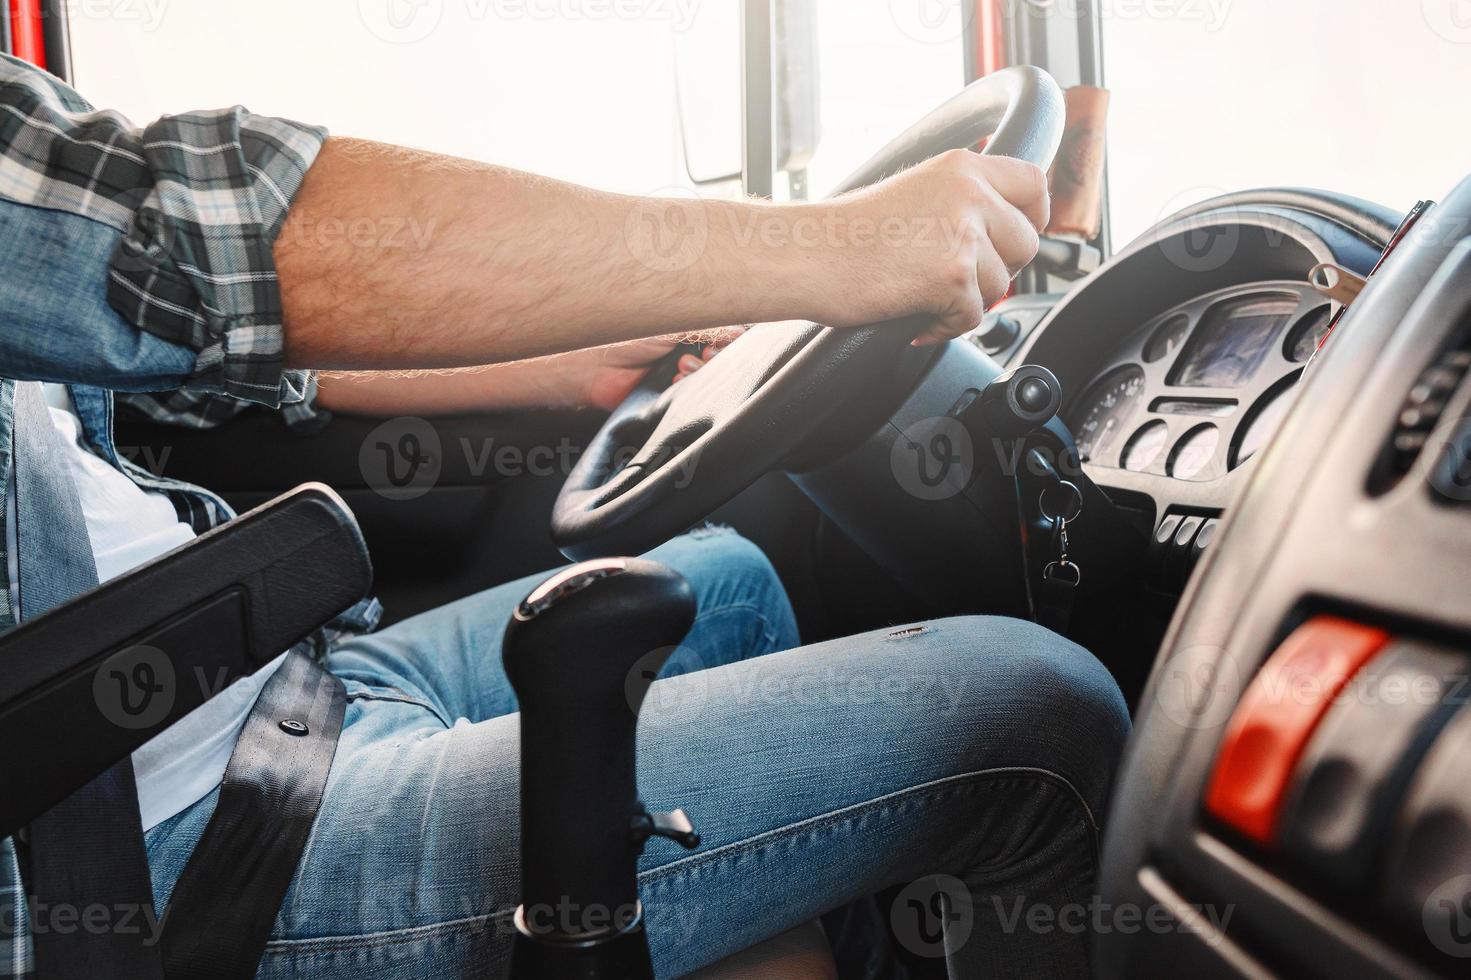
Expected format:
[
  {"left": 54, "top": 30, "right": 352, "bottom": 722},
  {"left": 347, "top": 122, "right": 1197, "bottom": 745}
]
[
  {"left": 277, "top": 138, "right": 845, "bottom": 370},
  {"left": 316, "top": 360, "right": 589, "bottom": 416}
]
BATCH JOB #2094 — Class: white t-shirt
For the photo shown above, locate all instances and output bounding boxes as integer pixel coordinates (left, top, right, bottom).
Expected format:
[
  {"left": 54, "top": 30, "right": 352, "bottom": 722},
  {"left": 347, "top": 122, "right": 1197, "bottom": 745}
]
[{"left": 8, "top": 385, "right": 284, "bottom": 830}]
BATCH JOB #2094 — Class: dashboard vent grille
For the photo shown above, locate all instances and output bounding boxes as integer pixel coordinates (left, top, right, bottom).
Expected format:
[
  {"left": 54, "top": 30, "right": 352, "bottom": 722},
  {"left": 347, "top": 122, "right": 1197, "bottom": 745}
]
[{"left": 1372, "top": 346, "right": 1471, "bottom": 495}]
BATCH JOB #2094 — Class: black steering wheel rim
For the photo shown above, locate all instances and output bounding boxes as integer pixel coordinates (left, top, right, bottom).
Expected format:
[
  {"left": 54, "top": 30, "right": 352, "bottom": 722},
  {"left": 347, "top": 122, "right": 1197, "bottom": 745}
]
[{"left": 553, "top": 66, "right": 1065, "bottom": 560}]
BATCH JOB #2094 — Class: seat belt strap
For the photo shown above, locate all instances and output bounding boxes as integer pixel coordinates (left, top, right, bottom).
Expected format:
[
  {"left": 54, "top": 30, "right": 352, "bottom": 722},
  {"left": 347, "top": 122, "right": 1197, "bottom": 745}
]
[
  {"left": 13, "top": 382, "right": 166, "bottom": 980},
  {"left": 160, "top": 649, "right": 346, "bottom": 979}
]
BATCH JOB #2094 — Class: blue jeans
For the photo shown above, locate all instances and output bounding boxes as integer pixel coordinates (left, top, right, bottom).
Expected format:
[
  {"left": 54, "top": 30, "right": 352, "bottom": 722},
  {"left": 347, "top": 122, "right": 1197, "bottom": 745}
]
[{"left": 143, "top": 529, "right": 1129, "bottom": 978}]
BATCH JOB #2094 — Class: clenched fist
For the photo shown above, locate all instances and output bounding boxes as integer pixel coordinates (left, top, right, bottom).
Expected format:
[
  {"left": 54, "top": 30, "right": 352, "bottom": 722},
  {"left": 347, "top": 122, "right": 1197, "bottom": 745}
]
[{"left": 813, "top": 150, "right": 1050, "bottom": 345}]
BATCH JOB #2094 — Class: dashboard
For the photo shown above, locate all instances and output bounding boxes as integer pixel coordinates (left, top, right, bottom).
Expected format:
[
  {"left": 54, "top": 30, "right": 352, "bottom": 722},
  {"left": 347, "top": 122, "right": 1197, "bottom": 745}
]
[{"left": 970, "top": 194, "right": 1396, "bottom": 594}]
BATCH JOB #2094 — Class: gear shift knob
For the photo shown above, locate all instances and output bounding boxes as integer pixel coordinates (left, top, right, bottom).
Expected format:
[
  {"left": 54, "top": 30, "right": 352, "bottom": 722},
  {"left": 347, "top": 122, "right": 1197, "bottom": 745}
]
[{"left": 503, "top": 557, "right": 696, "bottom": 977}]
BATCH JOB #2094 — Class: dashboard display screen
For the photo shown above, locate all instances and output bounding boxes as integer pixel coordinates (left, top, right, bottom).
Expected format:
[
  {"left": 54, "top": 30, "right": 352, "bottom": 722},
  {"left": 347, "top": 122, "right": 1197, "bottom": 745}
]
[{"left": 1170, "top": 296, "right": 1297, "bottom": 388}]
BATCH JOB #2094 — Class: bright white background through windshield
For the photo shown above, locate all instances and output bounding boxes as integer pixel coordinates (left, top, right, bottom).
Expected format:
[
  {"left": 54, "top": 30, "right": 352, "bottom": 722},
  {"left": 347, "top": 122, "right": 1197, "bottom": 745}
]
[
  {"left": 1105, "top": 0, "right": 1471, "bottom": 240},
  {"left": 69, "top": 1, "right": 1471, "bottom": 248},
  {"left": 70, "top": 1, "right": 963, "bottom": 201}
]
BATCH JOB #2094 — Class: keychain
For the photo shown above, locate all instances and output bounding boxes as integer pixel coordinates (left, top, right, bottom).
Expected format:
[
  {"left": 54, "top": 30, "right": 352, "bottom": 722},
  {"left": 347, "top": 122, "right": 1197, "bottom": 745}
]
[
  {"left": 1036, "top": 480, "right": 1083, "bottom": 631},
  {"left": 1045, "top": 514, "right": 1081, "bottom": 587}
]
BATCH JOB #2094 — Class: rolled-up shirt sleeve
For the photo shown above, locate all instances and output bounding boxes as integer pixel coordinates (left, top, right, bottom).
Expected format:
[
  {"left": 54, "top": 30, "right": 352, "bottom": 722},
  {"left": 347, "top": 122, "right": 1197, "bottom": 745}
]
[{"left": 0, "top": 53, "right": 326, "bottom": 407}]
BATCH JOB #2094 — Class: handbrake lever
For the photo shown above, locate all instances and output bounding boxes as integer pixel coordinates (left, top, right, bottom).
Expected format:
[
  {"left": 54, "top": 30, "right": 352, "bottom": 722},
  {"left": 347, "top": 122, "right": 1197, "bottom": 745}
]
[{"left": 503, "top": 557, "right": 698, "bottom": 979}]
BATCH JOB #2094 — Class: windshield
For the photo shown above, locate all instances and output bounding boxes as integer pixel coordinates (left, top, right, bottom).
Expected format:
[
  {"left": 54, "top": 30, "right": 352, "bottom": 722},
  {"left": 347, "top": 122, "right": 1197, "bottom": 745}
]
[
  {"left": 71, "top": 0, "right": 964, "bottom": 202},
  {"left": 801, "top": 1, "right": 967, "bottom": 197},
  {"left": 1105, "top": 0, "right": 1471, "bottom": 243}
]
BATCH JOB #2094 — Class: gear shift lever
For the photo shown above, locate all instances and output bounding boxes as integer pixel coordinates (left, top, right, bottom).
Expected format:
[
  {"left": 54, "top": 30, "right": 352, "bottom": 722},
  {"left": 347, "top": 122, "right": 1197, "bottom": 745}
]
[{"left": 503, "top": 557, "right": 699, "bottom": 979}]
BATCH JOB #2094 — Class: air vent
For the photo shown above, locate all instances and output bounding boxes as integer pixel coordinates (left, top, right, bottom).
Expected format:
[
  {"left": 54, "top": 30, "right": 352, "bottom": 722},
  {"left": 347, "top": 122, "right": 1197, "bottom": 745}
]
[{"left": 1373, "top": 348, "right": 1471, "bottom": 490}]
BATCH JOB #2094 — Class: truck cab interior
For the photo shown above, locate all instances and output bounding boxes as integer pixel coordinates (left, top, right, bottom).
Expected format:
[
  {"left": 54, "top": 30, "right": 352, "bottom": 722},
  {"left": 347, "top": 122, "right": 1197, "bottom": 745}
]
[{"left": 4, "top": 1, "right": 1471, "bottom": 977}]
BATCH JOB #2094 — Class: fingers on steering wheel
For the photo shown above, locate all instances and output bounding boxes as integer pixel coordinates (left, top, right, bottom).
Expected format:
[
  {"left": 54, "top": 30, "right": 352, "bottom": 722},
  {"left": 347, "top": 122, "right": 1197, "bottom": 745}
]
[
  {"left": 673, "top": 352, "right": 705, "bottom": 383},
  {"left": 913, "top": 276, "right": 987, "bottom": 347},
  {"left": 976, "top": 248, "right": 1013, "bottom": 312},
  {"left": 988, "top": 202, "right": 1042, "bottom": 278},
  {"left": 912, "top": 242, "right": 1013, "bottom": 347},
  {"left": 973, "top": 156, "right": 1051, "bottom": 232}
]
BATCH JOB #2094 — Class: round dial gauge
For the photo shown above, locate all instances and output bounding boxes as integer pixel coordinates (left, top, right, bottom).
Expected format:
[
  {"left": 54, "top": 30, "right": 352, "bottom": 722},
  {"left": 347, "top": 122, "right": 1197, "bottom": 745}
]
[
  {"left": 1143, "top": 313, "right": 1191, "bottom": 364},
  {"left": 1169, "top": 424, "right": 1221, "bottom": 481},
  {"left": 1122, "top": 420, "right": 1170, "bottom": 473},
  {"left": 1070, "top": 365, "right": 1146, "bottom": 465},
  {"left": 1231, "top": 376, "right": 1301, "bottom": 469},
  {"left": 1286, "top": 305, "right": 1333, "bottom": 363}
]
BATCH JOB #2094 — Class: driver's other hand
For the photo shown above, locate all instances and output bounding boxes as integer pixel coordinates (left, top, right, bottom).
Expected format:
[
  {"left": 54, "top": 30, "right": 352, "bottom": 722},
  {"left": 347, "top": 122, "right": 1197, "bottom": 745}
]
[{"left": 828, "top": 150, "right": 1048, "bottom": 347}]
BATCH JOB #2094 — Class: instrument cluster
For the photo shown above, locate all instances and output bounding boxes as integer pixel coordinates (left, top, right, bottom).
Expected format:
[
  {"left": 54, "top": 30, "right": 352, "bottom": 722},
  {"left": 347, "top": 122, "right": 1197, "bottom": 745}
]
[{"left": 1067, "top": 282, "right": 1336, "bottom": 484}]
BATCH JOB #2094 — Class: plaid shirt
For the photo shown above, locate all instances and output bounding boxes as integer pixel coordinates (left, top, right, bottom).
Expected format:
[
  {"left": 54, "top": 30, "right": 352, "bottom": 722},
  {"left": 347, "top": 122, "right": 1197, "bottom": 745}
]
[{"left": 0, "top": 53, "right": 343, "bottom": 974}]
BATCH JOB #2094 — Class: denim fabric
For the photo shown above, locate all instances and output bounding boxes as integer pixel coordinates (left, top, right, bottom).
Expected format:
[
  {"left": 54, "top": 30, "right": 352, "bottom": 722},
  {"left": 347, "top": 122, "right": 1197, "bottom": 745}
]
[
  {"left": 143, "top": 530, "right": 1128, "bottom": 979},
  {"left": 0, "top": 199, "right": 198, "bottom": 394}
]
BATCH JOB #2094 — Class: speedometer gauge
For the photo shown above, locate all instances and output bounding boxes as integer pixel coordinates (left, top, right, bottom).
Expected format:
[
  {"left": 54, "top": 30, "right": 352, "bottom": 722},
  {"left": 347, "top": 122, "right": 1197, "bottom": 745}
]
[{"left": 1070, "top": 365, "right": 1146, "bottom": 464}]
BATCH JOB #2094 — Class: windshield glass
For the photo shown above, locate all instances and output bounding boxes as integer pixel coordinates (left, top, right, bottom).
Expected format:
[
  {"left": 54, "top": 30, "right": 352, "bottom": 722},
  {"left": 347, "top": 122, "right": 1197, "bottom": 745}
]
[
  {"left": 72, "top": 1, "right": 965, "bottom": 202},
  {"left": 802, "top": 0, "right": 967, "bottom": 196},
  {"left": 1105, "top": 0, "right": 1471, "bottom": 243},
  {"left": 72, "top": 0, "right": 701, "bottom": 195}
]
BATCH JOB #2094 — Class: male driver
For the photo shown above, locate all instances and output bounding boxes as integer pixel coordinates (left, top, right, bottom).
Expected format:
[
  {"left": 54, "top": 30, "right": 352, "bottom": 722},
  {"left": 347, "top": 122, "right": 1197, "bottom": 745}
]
[{"left": 0, "top": 52, "right": 1127, "bottom": 979}]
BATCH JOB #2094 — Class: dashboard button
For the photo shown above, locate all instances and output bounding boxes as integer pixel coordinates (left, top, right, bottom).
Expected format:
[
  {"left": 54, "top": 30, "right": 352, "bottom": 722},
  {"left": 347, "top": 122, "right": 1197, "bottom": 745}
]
[
  {"left": 1173, "top": 515, "right": 1204, "bottom": 549},
  {"left": 1154, "top": 514, "right": 1182, "bottom": 546},
  {"left": 1278, "top": 643, "right": 1469, "bottom": 891},
  {"left": 1149, "top": 514, "right": 1184, "bottom": 590},
  {"left": 1190, "top": 518, "right": 1219, "bottom": 570},
  {"left": 1381, "top": 699, "right": 1471, "bottom": 944},
  {"left": 1170, "top": 516, "right": 1205, "bottom": 582},
  {"left": 1204, "top": 617, "right": 1392, "bottom": 845}
]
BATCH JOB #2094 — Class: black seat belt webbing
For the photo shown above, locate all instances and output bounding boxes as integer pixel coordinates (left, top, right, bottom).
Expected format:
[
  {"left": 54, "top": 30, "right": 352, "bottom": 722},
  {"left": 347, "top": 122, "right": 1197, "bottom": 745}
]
[{"left": 160, "top": 649, "right": 346, "bottom": 979}]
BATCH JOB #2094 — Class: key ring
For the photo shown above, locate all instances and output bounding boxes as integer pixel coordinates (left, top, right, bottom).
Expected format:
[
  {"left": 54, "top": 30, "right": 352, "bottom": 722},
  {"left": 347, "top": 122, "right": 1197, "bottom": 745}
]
[
  {"left": 1038, "top": 480, "right": 1083, "bottom": 527},
  {"left": 1043, "top": 560, "right": 1082, "bottom": 587}
]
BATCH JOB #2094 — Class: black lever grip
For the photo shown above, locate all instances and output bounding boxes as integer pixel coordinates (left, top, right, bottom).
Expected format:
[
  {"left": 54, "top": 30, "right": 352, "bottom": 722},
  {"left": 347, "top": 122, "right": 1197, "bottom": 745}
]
[
  {"left": 972, "top": 364, "right": 1062, "bottom": 440},
  {"left": 503, "top": 557, "right": 696, "bottom": 955}
]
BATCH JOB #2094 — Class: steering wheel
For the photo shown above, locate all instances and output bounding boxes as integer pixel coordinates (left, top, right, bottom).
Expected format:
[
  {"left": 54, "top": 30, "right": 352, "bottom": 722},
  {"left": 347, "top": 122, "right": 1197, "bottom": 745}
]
[{"left": 552, "top": 66, "right": 1065, "bottom": 560}]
